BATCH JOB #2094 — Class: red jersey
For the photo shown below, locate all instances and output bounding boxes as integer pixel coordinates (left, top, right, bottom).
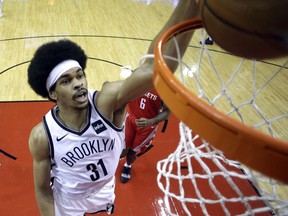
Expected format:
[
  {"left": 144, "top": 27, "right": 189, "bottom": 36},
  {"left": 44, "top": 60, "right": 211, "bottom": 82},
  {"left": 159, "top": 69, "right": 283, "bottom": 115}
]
[
  {"left": 125, "top": 89, "right": 162, "bottom": 151},
  {"left": 127, "top": 89, "right": 161, "bottom": 119}
]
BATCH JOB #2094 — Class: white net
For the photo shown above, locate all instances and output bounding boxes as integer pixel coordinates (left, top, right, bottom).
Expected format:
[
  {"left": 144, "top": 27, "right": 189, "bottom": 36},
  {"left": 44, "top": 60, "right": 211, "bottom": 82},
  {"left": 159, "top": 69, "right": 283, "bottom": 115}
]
[{"left": 156, "top": 28, "right": 288, "bottom": 215}]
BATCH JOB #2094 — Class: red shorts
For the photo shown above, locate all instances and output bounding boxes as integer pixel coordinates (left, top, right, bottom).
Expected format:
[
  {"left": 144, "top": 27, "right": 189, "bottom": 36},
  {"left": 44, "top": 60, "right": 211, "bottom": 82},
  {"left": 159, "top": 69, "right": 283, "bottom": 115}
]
[{"left": 125, "top": 114, "right": 158, "bottom": 152}]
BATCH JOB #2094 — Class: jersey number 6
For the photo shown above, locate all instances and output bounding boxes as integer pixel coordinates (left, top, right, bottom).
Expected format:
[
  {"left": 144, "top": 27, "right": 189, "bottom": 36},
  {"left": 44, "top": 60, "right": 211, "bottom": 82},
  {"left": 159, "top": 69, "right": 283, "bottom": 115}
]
[{"left": 140, "top": 98, "right": 146, "bottom": 110}]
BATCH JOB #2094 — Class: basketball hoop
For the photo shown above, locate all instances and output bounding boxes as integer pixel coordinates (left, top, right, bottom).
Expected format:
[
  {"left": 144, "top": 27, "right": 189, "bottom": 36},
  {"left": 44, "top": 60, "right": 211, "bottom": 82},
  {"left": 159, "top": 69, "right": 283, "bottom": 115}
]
[{"left": 153, "top": 18, "right": 288, "bottom": 215}]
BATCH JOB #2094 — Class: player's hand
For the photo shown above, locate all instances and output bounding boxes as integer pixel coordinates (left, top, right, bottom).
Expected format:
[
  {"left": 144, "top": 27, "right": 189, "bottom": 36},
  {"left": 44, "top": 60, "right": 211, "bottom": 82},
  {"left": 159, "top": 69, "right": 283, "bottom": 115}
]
[{"left": 135, "top": 118, "right": 152, "bottom": 128}]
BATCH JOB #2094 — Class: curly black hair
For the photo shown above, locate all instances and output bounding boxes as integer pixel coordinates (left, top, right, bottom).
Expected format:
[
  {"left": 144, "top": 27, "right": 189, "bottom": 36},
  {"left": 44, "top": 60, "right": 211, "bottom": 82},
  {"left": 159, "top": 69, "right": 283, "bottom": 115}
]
[{"left": 28, "top": 39, "right": 87, "bottom": 99}]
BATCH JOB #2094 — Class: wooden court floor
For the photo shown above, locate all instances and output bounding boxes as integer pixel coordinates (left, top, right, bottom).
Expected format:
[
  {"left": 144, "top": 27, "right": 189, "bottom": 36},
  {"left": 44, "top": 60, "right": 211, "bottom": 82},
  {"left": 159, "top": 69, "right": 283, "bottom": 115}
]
[{"left": 0, "top": 0, "right": 287, "bottom": 215}]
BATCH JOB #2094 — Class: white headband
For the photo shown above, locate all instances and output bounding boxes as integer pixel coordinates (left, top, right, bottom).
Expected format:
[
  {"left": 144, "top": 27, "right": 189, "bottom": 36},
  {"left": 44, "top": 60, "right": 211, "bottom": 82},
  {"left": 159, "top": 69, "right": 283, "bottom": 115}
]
[{"left": 46, "top": 59, "right": 82, "bottom": 91}]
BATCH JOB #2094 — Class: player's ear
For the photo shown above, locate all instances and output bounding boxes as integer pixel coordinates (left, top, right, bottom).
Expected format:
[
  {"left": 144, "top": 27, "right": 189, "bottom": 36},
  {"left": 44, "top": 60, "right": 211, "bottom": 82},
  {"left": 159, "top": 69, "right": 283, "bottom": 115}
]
[{"left": 49, "top": 91, "right": 57, "bottom": 100}]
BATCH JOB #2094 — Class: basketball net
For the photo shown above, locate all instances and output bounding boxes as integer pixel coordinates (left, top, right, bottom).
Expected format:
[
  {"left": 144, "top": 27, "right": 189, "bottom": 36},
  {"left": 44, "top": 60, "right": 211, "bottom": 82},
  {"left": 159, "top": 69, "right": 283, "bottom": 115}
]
[{"left": 150, "top": 19, "right": 288, "bottom": 215}]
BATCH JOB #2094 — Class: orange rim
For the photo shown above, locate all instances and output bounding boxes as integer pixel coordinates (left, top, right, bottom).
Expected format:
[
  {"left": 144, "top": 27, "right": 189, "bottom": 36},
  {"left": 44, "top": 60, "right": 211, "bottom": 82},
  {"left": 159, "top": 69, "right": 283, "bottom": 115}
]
[{"left": 153, "top": 18, "right": 288, "bottom": 183}]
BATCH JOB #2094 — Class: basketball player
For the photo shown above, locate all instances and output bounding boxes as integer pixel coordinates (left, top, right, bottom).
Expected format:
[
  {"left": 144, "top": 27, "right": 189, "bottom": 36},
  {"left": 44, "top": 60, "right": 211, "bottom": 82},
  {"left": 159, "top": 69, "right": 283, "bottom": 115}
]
[
  {"left": 27, "top": 0, "right": 199, "bottom": 215},
  {"left": 200, "top": 36, "right": 214, "bottom": 45},
  {"left": 120, "top": 89, "right": 170, "bottom": 183}
]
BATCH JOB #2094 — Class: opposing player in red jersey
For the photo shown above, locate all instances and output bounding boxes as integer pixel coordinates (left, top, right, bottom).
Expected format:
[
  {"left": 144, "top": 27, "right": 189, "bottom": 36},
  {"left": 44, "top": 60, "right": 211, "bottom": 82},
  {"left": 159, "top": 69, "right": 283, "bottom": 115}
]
[{"left": 120, "top": 89, "right": 170, "bottom": 183}]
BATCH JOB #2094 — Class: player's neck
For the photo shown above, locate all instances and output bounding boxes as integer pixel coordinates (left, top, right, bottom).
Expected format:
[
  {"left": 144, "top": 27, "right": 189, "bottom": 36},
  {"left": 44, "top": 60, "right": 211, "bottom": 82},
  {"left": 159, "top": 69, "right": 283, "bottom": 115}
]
[{"left": 57, "top": 108, "right": 88, "bottom": 131}]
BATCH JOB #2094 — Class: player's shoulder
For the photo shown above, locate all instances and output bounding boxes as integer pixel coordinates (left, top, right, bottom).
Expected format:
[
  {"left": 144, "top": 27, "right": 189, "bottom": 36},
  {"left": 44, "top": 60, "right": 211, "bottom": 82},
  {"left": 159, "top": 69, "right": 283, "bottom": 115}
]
[
  {"left": 150, "top": 88, "right": 159, "bottom": 96},
  {"left": 29, "top": 122, "right": 47, "bottom": 144},
  {"left": 96, "top": 80, "right": 124, "bottom": 105},
  {"left": 29, "top": 122, "right": 49, "bottom": 158}
]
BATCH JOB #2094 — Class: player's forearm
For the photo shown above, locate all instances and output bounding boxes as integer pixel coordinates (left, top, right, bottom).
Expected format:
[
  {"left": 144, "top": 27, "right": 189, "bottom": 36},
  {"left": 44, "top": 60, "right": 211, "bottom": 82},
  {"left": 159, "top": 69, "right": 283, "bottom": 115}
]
[
  {"left": 145, "top": 0, "right": 199, "bottom": 72},
  {"left": 150, "top": 110, "right": 170, "bottom": 125},
  {"left": 35, "top": 189, "right": 55, "bottom": 216},
  {"left": 116, "top": 65, "right": 154, "bottom": 109}
]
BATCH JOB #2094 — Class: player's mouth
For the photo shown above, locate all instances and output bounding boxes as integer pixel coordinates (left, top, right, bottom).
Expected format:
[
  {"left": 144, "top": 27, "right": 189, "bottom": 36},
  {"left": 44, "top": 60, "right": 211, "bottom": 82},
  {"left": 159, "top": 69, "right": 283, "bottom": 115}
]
[{"left": 74, "top": 89, "right": 88, "bottom": 102}]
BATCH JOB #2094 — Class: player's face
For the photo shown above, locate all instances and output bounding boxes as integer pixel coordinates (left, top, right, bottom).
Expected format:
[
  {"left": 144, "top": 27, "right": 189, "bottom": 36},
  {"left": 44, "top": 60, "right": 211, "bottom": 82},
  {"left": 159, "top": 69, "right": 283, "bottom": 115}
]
[{"left": 53, "top": 67, "right": 88, "bottom": 109}]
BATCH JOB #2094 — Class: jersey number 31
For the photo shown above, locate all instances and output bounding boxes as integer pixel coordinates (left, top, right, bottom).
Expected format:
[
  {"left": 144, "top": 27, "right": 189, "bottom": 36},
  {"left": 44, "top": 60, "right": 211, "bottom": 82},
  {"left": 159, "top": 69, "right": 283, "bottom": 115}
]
[{"left": 86, "top": 159, "right": 108, "bottom": 181}]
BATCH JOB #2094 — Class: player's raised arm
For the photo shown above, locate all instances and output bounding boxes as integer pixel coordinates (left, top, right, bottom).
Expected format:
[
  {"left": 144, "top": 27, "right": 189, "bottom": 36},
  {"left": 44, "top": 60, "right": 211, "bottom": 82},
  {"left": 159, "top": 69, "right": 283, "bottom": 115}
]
[{"left": 114, "top": 0, "right": 200, "bottom": 110}]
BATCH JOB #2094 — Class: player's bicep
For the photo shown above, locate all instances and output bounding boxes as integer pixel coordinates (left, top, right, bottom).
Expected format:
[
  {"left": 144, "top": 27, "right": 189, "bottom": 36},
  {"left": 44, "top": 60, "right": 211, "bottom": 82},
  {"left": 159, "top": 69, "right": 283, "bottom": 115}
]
[
  {"left": 29, "top": 124, "right": 51, "bottom": 190},
  {"left": 33, "top": 157, "right": 51, "bottom": 190}
]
